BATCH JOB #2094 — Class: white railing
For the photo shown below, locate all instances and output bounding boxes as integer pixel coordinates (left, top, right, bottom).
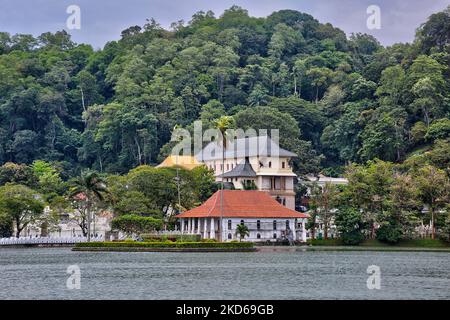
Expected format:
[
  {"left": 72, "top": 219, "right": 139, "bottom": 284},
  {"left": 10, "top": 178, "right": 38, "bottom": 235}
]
[{"left": 0, "top": 235, "right": 104, "bottom": 246}]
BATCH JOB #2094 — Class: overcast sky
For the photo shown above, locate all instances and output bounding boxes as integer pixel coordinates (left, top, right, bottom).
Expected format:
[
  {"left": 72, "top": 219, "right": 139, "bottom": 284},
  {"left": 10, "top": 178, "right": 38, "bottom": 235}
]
[{"left": 0, "top": 0, "right": 449, "bottom": 49}]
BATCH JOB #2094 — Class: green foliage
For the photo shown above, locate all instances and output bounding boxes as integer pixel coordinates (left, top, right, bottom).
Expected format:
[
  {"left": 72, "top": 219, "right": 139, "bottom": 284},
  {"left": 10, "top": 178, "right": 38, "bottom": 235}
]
[
  {"left": 335, "top": 207, "right": 365, "bottom": 245},
  {"left": 0, "top": 184, "right": 45, "bottom": 237},
  {"left": 0, "top": 6, "right": 448, "bottom": 175},
  {"left": 140, "top": 233, "right": 201, "bottom": 242},
  {"left": 376, "top": 222, "right": 403, "bottom": 244},
  {"left": 0, "top": 162, "right": 38, "bottom": 187},
  {"left": 75, "top": 241, "right": 254, "bottom": 248},
  {"left": 111, "top": 215, "right": 163, "bottom": 235},
  {"left": 426, "top": 118, "right": 450, "bottom": 141},
  {"left": 235, "top": 223, "right": 250, "bottom": 241}
]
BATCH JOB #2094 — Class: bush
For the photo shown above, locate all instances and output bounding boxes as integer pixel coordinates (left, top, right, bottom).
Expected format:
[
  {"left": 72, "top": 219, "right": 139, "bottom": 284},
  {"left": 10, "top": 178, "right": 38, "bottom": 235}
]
[
  {"left": 307, "top": 239, "right": 343, "bottom": 246},
  {"left": 341, "top": 231, "right": 365, "bottom": 245},
  {"left": 376, "top": 222, "right": 403, "bottom": 244},
  {"left": 425, "top": 118, "right": 450, "bottom": 141},
  {"left": 201, "top": 238, "right": 217, "bottom": 243},
  {"left": 76, "top": 241, "right": 253, "bottom": 249},
  {"left": 140, "top": 234, "right": 201, "bottom": 242},
  {"left": 335, "top": 207, "right": 366, "bottom": 245},
  {"left": 111, "top": 215, "right": 163, "bottom": 235}
]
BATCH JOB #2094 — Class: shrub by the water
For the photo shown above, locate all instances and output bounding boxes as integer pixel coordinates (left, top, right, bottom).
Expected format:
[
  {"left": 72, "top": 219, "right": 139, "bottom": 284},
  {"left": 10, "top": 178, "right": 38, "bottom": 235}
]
[{"left": 76, "top": 241, "right": 253, "bottom": 248}]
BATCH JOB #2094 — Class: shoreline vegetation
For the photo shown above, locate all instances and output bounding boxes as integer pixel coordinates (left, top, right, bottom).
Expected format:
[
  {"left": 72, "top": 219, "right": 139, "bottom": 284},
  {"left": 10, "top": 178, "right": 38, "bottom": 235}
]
[
  {"left": 72, "top": 241, "right": 256, "bottom": 252},
  {"left": 66, "top": 239, "right": 450, "bottom": 253}
]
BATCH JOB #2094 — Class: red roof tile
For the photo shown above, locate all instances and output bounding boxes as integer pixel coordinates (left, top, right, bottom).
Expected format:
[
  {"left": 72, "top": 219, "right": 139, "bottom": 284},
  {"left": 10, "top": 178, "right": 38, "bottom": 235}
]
[{"left": 177, "top": 190, "right": 309, "bottom": 219}]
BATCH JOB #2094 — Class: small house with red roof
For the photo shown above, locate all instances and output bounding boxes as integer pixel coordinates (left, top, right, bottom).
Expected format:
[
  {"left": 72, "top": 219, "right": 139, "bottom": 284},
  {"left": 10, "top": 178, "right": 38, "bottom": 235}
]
[{"left": 177, "top": 190, "right": 309, "bottom": 242}]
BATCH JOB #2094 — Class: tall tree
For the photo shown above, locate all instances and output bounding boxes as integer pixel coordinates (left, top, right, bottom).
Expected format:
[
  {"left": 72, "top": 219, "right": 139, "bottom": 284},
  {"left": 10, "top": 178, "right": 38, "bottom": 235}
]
[{"left": 70, "top": 171, "right": 109, "bottom": 241}]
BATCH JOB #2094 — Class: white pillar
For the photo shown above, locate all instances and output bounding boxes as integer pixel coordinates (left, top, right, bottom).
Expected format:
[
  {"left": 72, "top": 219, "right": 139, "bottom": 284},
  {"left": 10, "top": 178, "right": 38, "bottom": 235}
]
[
  {"left": 292, "top": 218, "right": 297, "bottom": 241},
  {"left": 203, "top": 218, "right": 208, "bottom": 239},
  {"left": 210, "top": 218, "right": 215, "bottom": 239},
  {"left": 187, "top": 218, "right": 192, "bottom": 234},
  {"left": 180, "top": 219, "right": 184, "bottom": 233},
  {"left": 302, "top": 219, "right": 307, "bottom": 242},
  {"left": 190, "top": 218, "right": 195, "bottom": 234}
]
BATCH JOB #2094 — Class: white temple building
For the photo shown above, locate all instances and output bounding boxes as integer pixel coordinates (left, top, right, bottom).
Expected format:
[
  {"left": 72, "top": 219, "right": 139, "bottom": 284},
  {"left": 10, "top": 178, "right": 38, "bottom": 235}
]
[{"left": 177, "top": 190, "right": 309, "bottom": 242}]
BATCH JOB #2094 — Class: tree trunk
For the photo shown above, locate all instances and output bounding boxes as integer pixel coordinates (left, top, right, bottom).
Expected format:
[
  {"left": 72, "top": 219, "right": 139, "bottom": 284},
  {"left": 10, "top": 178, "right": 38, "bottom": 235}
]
[
  {"left": 293, "top": 76, "right": 297, "bottom": 96},
  {"left": 15, "top": 218, "right": 21, "bottom": 238},
  {"left": 220, "top": 137, "right": 225, "bottom": 242},
  {"left": 311, "top": 220, "right": 316, "bottom": 240},
  {"left": 430, "top": 206, "right": 435, "bottom": 240},
  {"left": 87, "top": 200, "right": 91, "bottom": 242}
]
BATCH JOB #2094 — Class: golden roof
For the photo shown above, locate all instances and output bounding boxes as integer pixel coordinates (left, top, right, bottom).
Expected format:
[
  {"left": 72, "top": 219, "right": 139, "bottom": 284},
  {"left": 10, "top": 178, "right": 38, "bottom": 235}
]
[{"left": 156, "top": 155, "right": 203, "bottom": 170}]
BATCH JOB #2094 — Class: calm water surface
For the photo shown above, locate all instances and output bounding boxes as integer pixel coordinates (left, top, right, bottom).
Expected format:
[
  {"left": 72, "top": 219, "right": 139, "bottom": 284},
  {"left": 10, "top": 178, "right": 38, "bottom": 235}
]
[{"left": 0, "top": 247, "right": 449, "bottom": 300}]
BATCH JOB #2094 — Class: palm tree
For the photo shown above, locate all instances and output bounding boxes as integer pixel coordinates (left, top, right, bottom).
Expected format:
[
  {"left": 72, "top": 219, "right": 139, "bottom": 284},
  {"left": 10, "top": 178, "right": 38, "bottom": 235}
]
[
  {"left": 235, "top": 223, "right": 250, "bottom": 242},
  {"left": 213, "top": 116, "right": 235, "bottom": 241},
  {"left": 70, "top": 170, "right": 109, "bottom": 242}
]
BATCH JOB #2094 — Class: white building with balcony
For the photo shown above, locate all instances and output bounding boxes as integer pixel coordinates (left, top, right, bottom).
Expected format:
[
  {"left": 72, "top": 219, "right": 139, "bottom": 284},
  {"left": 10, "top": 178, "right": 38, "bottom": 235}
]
[{"left": 196, "top": 136, "right": 297, "bottom": 210}]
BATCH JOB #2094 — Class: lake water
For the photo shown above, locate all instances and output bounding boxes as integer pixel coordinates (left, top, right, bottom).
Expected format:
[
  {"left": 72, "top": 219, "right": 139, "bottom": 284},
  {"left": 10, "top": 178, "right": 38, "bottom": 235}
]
[{"left": 0, "top": 247, "right": 449, "bottom": 300}]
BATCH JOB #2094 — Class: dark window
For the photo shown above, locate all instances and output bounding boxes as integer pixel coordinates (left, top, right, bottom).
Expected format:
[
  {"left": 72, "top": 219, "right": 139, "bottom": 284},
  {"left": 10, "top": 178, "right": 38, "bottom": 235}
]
[
  {"left": 286, "top": 220, "right": 290, "bottom": 230},
  {"left": 282, "top": 162, "right": 285, "bottom": 169},
  {"left": 269, "top": 161, "right": 272, "bottom": 168},
  {"left": 228, "top": 220, "right": 232, "bottom": 230},
  {"left": 273, "top": 233, "right": 277, "bottom": 239},
  {"left": 257, "top": 220, "right": 261, "bottom": 231},
  {"left": 257, "top": 233, "right": 261, "bottom": 239},
  {"left": 240, "top": 220, "right": 245, "bottom": 226},
  {"left": 273, "top": 220, "right": 277, "bottom": 230},
  {"left": 228, "top": 233, "right": 232, "bottom": 239}
]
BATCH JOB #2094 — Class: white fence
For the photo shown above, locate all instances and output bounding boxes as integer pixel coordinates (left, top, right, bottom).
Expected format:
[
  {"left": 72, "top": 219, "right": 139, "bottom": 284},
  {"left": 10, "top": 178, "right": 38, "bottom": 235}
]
[{"left": 0, "top": 236, "right": 104, "bottom": 246}]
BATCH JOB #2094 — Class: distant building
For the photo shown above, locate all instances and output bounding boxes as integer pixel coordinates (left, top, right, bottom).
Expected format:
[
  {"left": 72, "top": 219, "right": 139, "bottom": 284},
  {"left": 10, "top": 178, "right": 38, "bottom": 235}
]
[
  {"left": 18, "top": 206, "right": 113, "bottom": 239},
  {"left": 157, "top": 155, "right": 203, "bottom": 170},
  {"left": 177, "top": 190, "right": 309, "bottom": 242},
  {"left": 299, "top": 174, "right": 349, "bottom": 239},
  {"left": 302, "top": 174, "right": 349, "bottom": 196},
  {"left": 196, "top": 136, "right": 297, "bottom": 210}
]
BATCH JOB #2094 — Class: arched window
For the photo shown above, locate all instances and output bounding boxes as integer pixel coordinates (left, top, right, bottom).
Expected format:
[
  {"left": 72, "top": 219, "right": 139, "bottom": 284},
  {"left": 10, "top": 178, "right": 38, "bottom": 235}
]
[
  {"left": 257, "top": 233, "right": 261, "bottom": 239},
  {"left": 273, "top": 233, "right": 277, "bottom": 239},
  {"left": 228, "top": 233, "right": 232, "bottom": 239},
  {"left": 273, "top": 220, "right": 277, "bottom": 230}
]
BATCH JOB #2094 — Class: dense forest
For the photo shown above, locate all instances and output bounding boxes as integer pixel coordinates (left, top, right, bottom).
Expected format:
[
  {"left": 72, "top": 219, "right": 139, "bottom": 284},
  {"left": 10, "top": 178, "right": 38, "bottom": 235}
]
[
  {"left": 0, "top": 6, "right": 449, "bottom": 176},
  {"left": 0, "top": 6, "right": 449, "bottom": 241}
]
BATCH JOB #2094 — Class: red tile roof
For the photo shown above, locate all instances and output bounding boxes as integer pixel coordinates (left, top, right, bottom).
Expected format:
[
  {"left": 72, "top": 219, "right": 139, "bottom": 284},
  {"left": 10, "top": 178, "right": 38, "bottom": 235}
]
[{"left": 177, "top": 190, "right": 309, "bottom": 219}]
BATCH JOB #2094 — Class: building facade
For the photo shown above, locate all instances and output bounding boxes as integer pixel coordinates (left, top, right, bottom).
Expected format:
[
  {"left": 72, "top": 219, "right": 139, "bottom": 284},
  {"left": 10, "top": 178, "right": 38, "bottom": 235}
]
[
  {"left": 18, "top": 206, "right": 113, "bottom": 239},
  {"left": 177, "top": 190, "right": 309, "bottom": 242},
  {"left": 196, "top": 136, "right": 297, "bottom": 210}
]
